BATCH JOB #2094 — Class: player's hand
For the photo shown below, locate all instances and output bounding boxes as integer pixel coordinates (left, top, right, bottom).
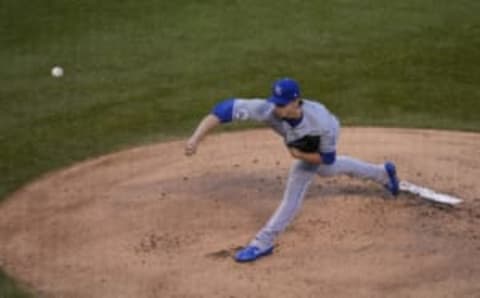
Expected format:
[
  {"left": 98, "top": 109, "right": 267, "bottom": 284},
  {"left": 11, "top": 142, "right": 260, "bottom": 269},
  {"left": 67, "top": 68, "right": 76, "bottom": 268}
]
[{"left": 185, "top": 138, "right": 198, "bottom": 156}]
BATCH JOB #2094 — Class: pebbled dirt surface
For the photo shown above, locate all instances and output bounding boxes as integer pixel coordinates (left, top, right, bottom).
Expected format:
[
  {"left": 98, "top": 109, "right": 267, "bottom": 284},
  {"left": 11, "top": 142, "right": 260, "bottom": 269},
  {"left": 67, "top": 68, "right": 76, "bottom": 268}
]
[{"left": 1, "top": 128, "right": 479, "bottom": 298}]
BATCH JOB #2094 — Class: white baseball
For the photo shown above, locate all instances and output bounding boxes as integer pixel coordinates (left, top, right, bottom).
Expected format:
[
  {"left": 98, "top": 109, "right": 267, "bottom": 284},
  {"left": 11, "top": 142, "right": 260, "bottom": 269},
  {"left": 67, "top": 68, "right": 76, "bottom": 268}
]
[{"left": 51, "top": 66, "right": 64, "bottom": 77}]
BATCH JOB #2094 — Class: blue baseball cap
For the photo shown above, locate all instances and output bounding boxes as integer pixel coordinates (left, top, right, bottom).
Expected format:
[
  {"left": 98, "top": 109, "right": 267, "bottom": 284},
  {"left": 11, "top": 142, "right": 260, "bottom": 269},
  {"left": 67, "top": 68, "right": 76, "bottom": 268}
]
[{"left": 268, "top": 78, "right": 301, "bottom": 106}]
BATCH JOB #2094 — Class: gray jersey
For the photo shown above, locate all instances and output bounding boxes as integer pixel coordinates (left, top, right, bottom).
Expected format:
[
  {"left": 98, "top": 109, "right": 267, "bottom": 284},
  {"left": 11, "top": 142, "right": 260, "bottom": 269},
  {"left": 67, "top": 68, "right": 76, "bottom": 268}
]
[{"left": 231, "top": 99, "right": 339, "bottom": 153}]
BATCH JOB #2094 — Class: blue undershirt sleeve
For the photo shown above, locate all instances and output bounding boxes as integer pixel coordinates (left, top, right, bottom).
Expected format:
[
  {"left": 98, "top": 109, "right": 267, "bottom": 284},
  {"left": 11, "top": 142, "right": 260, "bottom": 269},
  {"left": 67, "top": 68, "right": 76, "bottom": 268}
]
[
  {"left": 211, "top": 98, "right": 235, "bottom": 123},
  {"left": 320, "top": 151, "right": 336, "bottom": 165}
]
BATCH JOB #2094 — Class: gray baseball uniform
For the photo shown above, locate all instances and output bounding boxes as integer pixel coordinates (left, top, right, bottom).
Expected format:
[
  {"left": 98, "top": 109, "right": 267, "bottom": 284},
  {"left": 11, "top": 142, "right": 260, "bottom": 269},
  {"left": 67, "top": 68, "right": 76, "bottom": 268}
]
[{"left": 212, "top": 98, "right": 389, "bottom": 250}]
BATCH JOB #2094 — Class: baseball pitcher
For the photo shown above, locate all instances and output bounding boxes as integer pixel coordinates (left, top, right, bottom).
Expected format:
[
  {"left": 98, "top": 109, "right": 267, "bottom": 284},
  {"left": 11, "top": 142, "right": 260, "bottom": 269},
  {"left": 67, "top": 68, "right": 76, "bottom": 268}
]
[{"left": 185, "top": 78, "right": 399, "bottom": 262}]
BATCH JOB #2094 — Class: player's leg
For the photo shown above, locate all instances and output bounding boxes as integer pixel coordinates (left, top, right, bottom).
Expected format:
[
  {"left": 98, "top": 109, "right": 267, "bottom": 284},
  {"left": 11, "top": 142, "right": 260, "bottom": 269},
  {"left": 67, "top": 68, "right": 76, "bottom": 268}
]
[
  {"left": 314, "top": 117, "right": 398, "bottom": 193},
  {"left": 317, "top": 156, "right": 386, "bottom": 182},
  {"left": 317, "top": 156, "right": 399, "bottom": 195},
  {"left": 235, "top": 160, "right": 318, "bottom": 262}
]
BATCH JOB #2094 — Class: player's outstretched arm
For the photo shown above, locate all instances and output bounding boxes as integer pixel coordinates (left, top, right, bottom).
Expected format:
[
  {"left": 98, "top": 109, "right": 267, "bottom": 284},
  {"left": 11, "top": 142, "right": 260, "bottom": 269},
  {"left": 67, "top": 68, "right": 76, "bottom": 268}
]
[
  {"left": 185, "top": 114, "right": 220, "bottom": 156},
  {"left": 185, "top": 97, "right": 271, "bottom": 156}
]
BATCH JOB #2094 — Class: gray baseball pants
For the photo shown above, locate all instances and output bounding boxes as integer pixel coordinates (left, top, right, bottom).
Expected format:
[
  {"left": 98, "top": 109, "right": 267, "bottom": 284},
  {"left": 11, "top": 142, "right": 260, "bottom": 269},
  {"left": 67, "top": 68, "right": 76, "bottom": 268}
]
[{"left": 250, "top": 156, "right": 389, "bottom": 250}]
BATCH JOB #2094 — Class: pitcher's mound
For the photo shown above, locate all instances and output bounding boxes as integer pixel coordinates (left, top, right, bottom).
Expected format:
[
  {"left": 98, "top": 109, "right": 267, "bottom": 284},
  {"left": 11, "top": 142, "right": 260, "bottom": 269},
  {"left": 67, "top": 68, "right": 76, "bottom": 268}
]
[{"left": 1, "top": 128, "right": 479, "bottom": 298}]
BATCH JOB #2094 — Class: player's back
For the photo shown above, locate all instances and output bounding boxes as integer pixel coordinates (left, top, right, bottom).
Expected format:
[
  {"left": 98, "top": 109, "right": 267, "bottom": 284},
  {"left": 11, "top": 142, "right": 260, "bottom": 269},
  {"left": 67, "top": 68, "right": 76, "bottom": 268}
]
[{"left": 299, "top": 99, "right": 339, "bottom": 136}]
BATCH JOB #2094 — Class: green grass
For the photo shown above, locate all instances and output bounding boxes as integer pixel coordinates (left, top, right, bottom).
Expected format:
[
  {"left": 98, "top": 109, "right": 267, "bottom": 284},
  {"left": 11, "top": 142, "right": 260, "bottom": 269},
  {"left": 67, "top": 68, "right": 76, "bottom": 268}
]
[
  {"left": 0, "top": 269, "right": 30, "bottom": 298},
  {"left": 1, "top": 0, "right": 480, "bottom": 296}
]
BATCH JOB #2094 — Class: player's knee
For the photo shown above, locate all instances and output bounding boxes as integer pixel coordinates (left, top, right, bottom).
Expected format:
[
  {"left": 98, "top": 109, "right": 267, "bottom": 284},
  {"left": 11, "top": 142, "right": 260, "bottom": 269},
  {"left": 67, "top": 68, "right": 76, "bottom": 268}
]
[{"left": 292, "top": 161, "right": 319, "bottom": 174}]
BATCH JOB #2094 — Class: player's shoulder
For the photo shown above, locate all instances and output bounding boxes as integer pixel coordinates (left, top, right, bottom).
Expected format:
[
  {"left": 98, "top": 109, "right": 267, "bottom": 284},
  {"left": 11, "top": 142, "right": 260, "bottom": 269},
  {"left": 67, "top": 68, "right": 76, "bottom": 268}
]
[
  {"left": 235, "top": 97, "right": 270, "bottom": 103},
  {"left": 235, "top": 98, "right": 274, "bottom": 110},
  {"left": 235, "top": 97, "right": 271, "bottom": 105},
  {"left": 232, "top": 98, "right": 275, "bottom": 120},
  {"left": 302, "top": 99, "right": 329, "bottom": 112}
]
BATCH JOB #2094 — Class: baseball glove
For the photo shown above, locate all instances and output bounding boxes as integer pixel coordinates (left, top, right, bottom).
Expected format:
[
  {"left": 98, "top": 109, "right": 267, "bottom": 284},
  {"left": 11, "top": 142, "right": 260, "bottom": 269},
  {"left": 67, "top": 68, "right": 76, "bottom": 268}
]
[{"left": 286, "top": 135, "right": 320, "bottom": 153}]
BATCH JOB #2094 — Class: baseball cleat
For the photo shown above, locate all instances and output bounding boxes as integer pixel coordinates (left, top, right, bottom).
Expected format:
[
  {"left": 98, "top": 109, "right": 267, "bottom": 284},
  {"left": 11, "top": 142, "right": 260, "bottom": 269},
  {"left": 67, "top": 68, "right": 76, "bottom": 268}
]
[
  {"left": 234, "top": 245, "right": 274, "bottom": 262},
  {"left": 384, "top": 161, "right": 399, "bottom": 196}
]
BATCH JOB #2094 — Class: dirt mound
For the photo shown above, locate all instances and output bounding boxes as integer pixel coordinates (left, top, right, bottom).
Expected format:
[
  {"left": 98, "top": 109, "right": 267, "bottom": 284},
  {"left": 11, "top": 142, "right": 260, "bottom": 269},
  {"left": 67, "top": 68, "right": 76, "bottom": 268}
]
[{"left": 1, "top": 128, "right": 479, "bottom": 298}]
